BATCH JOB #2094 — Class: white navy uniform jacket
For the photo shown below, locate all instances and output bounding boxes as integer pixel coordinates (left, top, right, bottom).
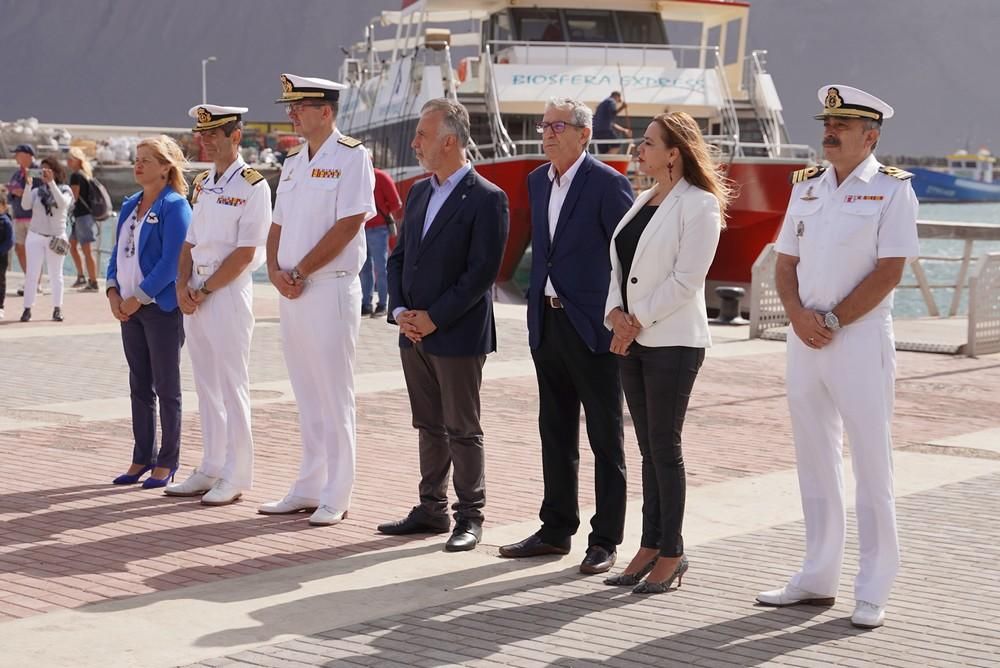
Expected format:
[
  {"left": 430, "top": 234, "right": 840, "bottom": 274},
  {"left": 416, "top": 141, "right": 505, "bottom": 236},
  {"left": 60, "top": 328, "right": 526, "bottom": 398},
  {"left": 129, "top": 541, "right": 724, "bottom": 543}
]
[
  {"left": 188, "top": 158, "right": 272, "bottom": 285},
  {"left": 775, "top": 154, "right": 919, "bottom": 323},
  {"left": 272, "top": 129, "right": 376, "bottom": 277}
]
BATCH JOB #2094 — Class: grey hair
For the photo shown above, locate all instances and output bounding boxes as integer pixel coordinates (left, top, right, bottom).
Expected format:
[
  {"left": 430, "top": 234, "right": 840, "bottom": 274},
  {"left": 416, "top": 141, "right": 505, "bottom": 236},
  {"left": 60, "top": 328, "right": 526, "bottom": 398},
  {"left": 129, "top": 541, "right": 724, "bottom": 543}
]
[
  {"left": 862, "top": 118, "right": 881, "bottom": 150},
  {"left": 421, "top": 98, "right": 471, "bottom": 149},
  {"left": 544, "top": 97, "right": 593, "bottom": 131}
]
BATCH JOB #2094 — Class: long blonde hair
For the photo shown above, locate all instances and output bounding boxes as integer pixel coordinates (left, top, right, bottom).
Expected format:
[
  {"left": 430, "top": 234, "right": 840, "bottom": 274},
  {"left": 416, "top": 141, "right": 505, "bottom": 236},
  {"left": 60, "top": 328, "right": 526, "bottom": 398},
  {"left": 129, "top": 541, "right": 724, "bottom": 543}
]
[
  {"left": 136, "top": 135, "right": 189, "bottom": 196},
  {"left": 653, "top": 112, "right": 736, "bottom": 222},
  {"left": 66, "top": 146, "right": 94, "bottom": 179}
]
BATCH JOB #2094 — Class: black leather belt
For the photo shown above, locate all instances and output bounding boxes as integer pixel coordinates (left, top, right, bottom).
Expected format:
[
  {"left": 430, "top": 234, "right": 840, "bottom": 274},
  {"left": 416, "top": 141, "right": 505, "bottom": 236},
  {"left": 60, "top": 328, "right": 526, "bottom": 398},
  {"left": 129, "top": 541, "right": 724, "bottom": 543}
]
[{"left": 545, "top": 296, "right": 563, "bottom": 309}]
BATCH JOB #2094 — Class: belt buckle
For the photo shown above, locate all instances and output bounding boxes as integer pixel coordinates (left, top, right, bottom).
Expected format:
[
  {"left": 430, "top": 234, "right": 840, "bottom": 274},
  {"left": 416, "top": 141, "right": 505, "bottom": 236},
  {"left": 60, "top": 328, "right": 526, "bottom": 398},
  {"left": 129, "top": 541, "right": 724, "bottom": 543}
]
[{"left": 547, "top": 296, "right": 562, "bottom": 309}]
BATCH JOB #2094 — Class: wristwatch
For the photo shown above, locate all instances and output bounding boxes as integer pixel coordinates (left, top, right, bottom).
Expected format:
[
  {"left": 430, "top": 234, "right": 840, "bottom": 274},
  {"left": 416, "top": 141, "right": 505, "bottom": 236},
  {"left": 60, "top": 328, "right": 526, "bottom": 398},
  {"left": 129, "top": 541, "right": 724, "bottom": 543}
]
[
  {"left": 199, "top": 283, "right": 213, "bottom": 296},
  {"left": 290, "top": 267, "right": 305, "bottom": 283},
  {"left": 823, "top": 311, "right": 841, "bottom": 331}
]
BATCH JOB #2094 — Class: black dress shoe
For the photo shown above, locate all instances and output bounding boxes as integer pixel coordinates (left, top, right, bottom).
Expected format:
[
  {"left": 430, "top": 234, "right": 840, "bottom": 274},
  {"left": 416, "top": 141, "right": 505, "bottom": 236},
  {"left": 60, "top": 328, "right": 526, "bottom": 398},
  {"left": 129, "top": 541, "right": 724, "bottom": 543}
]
[
  {"left": 445, "top": 520, "right": 482, "bottom": 552},
  {"left": 498, "top": 533, "right": 571, "bottom": 558},
  {"left": 580, "top": 545, "right": 617, "bottom": 574},
  {"left": 376, "top": 511, "right": 449, "bottom": 535},
  {"left": 52, "top": 307, "right": 63, "bottom": 322},
  {"left": 19, "top": 308, "right": 31, "bottom": 322}
]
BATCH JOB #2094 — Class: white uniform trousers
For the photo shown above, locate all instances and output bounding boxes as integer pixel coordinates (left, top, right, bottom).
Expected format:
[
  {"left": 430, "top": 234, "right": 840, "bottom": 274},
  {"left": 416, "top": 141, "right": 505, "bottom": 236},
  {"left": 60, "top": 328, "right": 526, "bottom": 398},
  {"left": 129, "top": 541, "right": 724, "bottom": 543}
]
[
  {"left": 184, "top": 276, "right": 255, "bottom": 489},
  {"left": 786, "top": 316, "right": 900, "bottom": 606},
  {"left": 279, "top": 275, "right": 361, "bottom": 510}
]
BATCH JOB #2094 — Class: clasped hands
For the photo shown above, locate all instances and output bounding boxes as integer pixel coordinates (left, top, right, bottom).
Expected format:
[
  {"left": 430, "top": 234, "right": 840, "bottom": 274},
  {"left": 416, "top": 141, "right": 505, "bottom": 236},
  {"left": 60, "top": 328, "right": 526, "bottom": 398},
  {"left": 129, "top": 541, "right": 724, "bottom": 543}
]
[
  {"left": 790, "top": 309, "right": 833, "bottom": 350},
  {"left": 268, "top": 267, "right": 305, "bottom": 300},
  {"left": 177, "top": 284, "right": 207, "bottom": 315},
  {"left": 107, "top": 290, "right": 141, "bottom": 322},
  {"left": 398, "top": 310, "right": 437, "bottom": 343},
  {"left": 609, "top": 307, "right": 642, "bottom": 356}
]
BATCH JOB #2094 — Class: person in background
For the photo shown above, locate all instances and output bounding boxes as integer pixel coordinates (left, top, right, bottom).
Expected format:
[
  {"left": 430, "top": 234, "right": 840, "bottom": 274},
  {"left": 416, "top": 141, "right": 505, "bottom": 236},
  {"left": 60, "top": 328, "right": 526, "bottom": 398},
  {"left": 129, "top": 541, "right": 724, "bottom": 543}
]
[
  {"left": 361, "top": 157, "right": 402, "bottom": 317},
  {"left": 602, "top": 111, "right": 729, "bottom": 595},
  {"left": 105, "top": 136, "right": 192, "bottom": 489},
  {"left": 0, "top": 195, "right": 12, "bottom": 320},
  {"left": 20, "top": 157, "right": 71, "bottom": 322},
  {"left": 67, "top": 147, "right": 100, "bottom": 291},
  {"left": 593, "top": 92, "right": 631, "bottom": 154},
  {"left": 7, "top": 144, "right": 38, "bottom": 294}
]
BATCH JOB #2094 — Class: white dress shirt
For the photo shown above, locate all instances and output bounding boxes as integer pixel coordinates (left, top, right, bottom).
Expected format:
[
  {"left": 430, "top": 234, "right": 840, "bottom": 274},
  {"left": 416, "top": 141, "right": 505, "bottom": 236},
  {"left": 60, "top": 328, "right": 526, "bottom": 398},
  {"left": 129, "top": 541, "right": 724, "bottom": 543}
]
[{"left": 545, "top": 150, "right": 587, "bottom": 298}]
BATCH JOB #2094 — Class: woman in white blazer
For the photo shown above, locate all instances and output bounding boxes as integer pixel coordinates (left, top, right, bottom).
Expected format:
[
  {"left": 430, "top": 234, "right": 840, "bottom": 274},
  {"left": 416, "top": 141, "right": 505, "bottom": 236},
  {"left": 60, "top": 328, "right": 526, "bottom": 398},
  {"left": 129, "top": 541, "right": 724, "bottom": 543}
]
[{"left": 602, "top": 112, "right": 732, "bottom": 594}]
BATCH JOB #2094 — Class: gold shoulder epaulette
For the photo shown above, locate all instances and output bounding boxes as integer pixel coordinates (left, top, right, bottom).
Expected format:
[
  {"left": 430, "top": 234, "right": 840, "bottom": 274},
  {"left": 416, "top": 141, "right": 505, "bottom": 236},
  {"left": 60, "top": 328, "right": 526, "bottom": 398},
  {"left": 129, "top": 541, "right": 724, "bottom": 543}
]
[
  {"left": 879, "top": 165, "right": 913, "bottom": 180},
  {"left": 337, "top": 135, "right": 364, "bottom": 149},
  {"left": 191, "top": 170, "right": 210, "bottom": 204},
  {"left": 285, "top": 143, "right": 303, "bottom": 157},
  {"left": 241, "top": 167, "right": 265, "bottom": 185},
  {"left": 790, "top": 165, "right": 825, "bottom": 184}
]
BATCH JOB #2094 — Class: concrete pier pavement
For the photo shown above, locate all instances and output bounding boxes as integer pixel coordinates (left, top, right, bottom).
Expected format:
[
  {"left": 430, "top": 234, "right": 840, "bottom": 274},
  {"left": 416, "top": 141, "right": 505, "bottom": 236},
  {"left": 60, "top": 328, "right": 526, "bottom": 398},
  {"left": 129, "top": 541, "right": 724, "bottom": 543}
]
[{"left": 1, "top": 284, "right": 998, "bottom": 667}]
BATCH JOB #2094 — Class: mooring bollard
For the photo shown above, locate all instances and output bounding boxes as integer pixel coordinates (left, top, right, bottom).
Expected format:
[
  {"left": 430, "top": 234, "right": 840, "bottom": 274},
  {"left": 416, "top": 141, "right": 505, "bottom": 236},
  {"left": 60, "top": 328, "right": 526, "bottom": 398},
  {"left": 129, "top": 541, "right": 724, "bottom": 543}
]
[{"left": 712, "top": 286, "right": 749, "bottom": 325}]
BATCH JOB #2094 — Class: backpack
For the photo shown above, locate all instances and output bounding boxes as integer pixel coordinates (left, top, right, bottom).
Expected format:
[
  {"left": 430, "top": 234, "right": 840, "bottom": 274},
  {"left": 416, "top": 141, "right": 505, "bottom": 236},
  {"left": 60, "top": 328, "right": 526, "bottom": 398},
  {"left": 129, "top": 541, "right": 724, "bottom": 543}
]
[{"left": 87, "top": 176, "right": 113, "bottom": 221}]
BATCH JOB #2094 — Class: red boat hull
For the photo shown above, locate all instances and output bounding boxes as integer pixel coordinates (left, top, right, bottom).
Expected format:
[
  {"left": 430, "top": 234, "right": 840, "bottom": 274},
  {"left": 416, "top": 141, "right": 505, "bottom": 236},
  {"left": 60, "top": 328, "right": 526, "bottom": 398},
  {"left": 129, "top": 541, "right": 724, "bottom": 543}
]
[{"left": 394, "top": 157, "right": 804, "bottom": 286}]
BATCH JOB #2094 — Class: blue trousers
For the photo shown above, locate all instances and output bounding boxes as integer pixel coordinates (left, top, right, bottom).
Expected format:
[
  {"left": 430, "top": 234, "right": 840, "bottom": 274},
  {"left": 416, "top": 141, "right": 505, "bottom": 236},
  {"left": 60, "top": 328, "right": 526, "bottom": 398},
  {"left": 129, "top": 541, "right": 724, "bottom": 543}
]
[
  {"left": 120, "top": 304, "right": 184, "bottom": 468},
  {"left": 360, "top": 225, "right": 389, "bottom": 309}
]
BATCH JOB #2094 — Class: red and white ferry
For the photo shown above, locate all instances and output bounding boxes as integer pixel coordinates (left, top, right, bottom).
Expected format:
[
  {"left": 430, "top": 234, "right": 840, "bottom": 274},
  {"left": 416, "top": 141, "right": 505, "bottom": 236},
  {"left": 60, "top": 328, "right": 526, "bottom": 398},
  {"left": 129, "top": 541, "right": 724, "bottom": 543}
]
[{"left": 338, "top": 0, "right": 814, "bottom": 297}]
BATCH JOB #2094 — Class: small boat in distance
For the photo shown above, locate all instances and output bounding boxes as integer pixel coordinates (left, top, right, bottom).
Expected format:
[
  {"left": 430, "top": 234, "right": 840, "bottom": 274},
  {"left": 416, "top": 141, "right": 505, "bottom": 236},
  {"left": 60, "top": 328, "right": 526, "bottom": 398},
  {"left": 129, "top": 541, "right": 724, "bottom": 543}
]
[
  {"left": 909, "top": 149, "right": 1000, "bottom": 203},
  {"left": 338, "top": 0, "right": 815, "bottom": 297}
]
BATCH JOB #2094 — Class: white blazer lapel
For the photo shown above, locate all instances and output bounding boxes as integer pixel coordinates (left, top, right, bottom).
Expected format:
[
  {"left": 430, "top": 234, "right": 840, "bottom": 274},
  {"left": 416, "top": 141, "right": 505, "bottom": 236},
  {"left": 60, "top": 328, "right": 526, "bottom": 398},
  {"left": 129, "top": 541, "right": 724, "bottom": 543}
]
[{"left": 629, "top": 179, "right": 691, "bottom": 270}]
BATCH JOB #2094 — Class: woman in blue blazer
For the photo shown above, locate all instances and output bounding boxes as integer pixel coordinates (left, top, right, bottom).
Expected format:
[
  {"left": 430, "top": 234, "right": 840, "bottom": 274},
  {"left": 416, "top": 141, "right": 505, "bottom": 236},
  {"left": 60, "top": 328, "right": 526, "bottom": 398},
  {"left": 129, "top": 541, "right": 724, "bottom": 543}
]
[{"left": 106, "top": 136, "right": 192, "bottom": 488}]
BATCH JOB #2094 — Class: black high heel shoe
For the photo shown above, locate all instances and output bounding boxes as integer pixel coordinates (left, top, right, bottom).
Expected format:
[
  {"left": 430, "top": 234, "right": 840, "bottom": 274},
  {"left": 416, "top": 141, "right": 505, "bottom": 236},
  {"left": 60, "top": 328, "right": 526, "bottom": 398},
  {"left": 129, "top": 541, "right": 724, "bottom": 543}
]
[
  {"left": 632, "top": 555, "right": 689, "bottom": 595},
  {"left": 604, "top": 557, "right": 658, "bottom": 586}
]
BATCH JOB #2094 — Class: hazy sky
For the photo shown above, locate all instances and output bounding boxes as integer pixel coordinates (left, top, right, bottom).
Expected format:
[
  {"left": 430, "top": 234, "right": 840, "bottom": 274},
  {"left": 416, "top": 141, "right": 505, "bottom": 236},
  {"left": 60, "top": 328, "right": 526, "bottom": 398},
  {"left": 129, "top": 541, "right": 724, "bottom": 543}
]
[{"left": 1, "top": 0, "right": 996, "bottom": 156}]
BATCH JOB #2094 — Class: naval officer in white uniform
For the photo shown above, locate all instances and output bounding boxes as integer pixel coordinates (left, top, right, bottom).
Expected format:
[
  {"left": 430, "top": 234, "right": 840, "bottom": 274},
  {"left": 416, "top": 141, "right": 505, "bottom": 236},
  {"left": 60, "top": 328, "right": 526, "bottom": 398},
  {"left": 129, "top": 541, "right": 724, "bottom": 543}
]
[
  {"left": 757, "top": 85, "right": 919, "bottom": 629},
  {"left": 258, "top": 73, "right": 376, "bottom": 526},
  {"left": 166, "top": 104, "right": 271, "bottom": 505}
]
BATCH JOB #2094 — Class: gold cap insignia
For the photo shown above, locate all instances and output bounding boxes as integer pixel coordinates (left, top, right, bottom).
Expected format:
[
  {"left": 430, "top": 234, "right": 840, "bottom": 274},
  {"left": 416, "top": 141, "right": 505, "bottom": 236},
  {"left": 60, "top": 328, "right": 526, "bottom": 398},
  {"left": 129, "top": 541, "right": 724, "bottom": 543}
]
[
  {"left": 824, "top": 87, "right": 844, "bottom": 110},
  {"left": 281, "top": 75, "right": 293, "bottom": 93},
  {"left": 197, "top": 107, "right": 212, "bottom": 124}
]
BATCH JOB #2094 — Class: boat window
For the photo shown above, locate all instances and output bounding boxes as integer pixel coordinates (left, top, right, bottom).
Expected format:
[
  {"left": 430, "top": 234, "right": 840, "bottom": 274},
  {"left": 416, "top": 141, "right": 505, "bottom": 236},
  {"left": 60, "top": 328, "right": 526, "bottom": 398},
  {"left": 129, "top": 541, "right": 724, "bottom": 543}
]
[
  {"left": 724, "top": 19, "right": 742, "bottom": 65},
  {"left": 564, "top": 10, "right": 616, "bottom": 43},
  {"left": 490, "top": 11, "right": 512, "bottom": 43},
  {"left": 616, "top": 12, "right": 665, "bottom": 45},
  {"left": 966, "top": 161, "right": 978, "bottom": 169},
  {"left": 511, "top": 8, "right": 565, "bottom": 42}
]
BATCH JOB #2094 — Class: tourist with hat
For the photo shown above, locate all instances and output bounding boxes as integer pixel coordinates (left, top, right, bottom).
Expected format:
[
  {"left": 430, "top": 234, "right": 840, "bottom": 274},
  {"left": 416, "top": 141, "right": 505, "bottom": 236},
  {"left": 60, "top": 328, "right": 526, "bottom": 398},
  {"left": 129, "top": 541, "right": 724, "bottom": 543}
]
[
  {"left": 257, "top": 74, "right": 376, "bottom": 526},
  {"left": 756, "top": 85, "right": 920, "bottom": 629},
  {"left": 164, "top": 105, "right": 272, "bottom": 506},
  {"left": 7, "top": 144, "right": 39, "bottom": 294}
]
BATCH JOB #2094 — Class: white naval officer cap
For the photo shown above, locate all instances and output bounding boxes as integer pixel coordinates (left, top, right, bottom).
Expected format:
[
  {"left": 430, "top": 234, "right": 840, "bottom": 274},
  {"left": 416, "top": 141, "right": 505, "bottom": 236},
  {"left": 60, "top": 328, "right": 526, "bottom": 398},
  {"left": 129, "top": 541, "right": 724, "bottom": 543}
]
[
  {"left": 188, "top": 104, "right": 248, "bottom": 132},
  {"left": 275, "top": 73, "right": 347, "bottom": 103},
  {"left": 815, "top": 85, "right": 894, "bottom": 123}
]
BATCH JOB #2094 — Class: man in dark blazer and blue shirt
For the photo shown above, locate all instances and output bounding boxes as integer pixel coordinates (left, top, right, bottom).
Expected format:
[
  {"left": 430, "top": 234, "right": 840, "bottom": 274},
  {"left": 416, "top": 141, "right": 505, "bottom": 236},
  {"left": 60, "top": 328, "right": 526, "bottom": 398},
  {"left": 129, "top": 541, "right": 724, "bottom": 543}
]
[
  {"left": 377, "top": 99, "right": 510, "bottom": 552},
  {"left": 500, "top": 98, "right": 634, "bottom": 574}
]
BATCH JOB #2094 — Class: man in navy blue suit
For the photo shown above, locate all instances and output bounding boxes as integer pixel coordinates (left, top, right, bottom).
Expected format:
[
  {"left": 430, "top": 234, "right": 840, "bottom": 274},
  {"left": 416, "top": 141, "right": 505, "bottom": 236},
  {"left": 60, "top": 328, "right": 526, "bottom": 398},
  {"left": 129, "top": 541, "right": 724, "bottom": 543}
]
[
  {"left": 499, "top": 98, "right": 635, "bottom": 574},
  {"left": 377, "top": 98, "right": 510, "bottom": 552}
]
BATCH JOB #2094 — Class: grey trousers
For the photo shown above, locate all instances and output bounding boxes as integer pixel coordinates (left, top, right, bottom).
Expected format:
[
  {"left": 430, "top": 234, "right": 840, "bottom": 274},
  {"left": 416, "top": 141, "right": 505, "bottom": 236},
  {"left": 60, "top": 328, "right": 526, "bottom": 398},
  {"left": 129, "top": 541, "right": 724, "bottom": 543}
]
[{"left": 400, "top": 343, "right": 487, "bottom": 523}]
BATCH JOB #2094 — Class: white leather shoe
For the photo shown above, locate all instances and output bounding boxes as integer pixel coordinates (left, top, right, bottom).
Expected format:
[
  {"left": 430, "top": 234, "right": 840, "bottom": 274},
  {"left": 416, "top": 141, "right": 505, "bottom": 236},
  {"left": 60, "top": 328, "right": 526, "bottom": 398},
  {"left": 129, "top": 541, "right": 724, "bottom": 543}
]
[
  {"left": 201, "top": 479, "right": 243, "bottom": 506},
  {"left": 756, "top": 584, "right": 836, "bottom": 607},
  {"left": 308, "top": 506, "right": 349, "bottom": 526},
  {"left": 851, "top": 601, "right": 885, "bottom": 629},
  {"left": 257, "top": 495, "right": 320, "bottom": 515},
  {"left": 164, "top": 469, "right": 217, "bottom": 497}
]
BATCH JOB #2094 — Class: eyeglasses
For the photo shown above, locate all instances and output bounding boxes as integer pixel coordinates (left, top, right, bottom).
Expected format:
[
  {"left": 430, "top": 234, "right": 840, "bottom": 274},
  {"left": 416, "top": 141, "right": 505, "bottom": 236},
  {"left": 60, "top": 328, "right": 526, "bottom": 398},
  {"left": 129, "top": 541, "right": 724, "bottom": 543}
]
[
  {"left": 535, "top": 121, "right": 584, "bottom": 135},
  {"left": 285, "top": 102, "right": 327, "bottom": 114}
]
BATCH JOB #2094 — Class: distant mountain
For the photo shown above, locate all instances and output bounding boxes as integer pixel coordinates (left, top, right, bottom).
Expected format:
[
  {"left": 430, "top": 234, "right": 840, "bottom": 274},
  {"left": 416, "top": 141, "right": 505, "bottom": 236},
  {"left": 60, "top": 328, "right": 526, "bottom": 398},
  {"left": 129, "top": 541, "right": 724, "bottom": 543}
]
[{"left": 0, "top": 0, "right": 995, "bottom": 155}]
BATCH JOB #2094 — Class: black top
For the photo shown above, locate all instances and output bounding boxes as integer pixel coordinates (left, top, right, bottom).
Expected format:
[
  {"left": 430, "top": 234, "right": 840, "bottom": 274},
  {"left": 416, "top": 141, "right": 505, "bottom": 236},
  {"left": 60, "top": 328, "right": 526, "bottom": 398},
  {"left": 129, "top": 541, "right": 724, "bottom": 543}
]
[
  {"left": 70, "top": 172, "right": 92, "bottom": 218},
  {"left": 615, "top": 205, "right": 657, "bottom": 313}
]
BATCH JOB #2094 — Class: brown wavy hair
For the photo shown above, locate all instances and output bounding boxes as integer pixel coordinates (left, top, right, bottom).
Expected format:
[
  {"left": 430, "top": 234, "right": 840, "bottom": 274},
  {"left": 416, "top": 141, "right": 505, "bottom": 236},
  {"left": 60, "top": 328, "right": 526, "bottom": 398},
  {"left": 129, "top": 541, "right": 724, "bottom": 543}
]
[{"left": 652, "top": 111, "right": 736, "bottom": 224}]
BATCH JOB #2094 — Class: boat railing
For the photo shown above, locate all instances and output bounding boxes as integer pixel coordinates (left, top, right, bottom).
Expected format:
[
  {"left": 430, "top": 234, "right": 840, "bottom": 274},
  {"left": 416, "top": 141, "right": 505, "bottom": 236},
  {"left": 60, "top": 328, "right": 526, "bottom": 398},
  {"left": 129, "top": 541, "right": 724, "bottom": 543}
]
[
  {"left": 748, "top": 221, "right": 1000, "bottom": 356},
  {"left": 481, "top": 45, "right": 517, "bottom": 158},
  {"left": 486, "top": 40, "right": 722, "bottom": 69},
  {"left": 742, "top": 50, "right": 788, "bottom": 159}
]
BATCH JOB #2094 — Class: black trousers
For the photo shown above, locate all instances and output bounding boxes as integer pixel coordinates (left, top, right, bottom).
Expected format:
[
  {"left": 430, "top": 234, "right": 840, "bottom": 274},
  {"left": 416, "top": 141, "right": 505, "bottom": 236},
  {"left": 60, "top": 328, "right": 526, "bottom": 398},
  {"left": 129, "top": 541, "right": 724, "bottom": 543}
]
[
  {"left": 120, "top": 305, "right": 184, "bottom": 469},
  {"left": 400, "top": 343, "right": 487, "bottom": 523},
  {"left": 619, "top": 343, "right": 704, "bottom": 557},
  {"left": 0, "top": 252, "right": 6, "bottom": 309},
  {"left": 532, "top": 306, "right": 626, "bottom": 550}
]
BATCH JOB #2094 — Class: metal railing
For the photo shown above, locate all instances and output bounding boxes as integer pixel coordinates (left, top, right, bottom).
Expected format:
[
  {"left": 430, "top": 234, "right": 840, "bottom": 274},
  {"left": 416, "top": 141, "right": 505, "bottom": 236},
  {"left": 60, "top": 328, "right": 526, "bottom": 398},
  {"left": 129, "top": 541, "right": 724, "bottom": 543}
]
[
  {"left": 487, "top": 40, "right": 715, "bottom": 68},
  {"left": 748, "top": 221, "right": 1000, "bottom": 356}
]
